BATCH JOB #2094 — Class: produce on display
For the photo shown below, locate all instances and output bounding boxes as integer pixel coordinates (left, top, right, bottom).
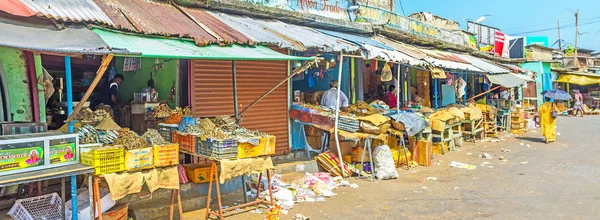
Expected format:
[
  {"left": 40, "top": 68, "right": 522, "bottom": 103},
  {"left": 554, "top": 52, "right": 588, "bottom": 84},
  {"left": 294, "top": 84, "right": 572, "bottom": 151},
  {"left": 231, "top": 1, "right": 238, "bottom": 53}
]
[
  {"left": 142, "top": 129, "right": 169, "bottom": 145},
  {"left": 75, "top": 108, "right": 111, "bottom": 122},
  {"left": 152, "top": 103, "right": 172, "bottom": 118},
  {"left": 114, "top": 131, "right": 149, "bottom": 150},
  {"left": 95, "top": 118, "right": 122, "bottom": 131}
]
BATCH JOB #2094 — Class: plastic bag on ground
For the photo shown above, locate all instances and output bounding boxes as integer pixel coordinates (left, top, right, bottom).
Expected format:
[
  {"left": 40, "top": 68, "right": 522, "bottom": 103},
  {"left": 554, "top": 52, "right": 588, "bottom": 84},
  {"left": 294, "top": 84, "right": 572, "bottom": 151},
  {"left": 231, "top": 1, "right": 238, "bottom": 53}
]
[
  {"left": 273, "top": 188, "right": 294, "bottom": 209},
  {"left": 373, "top": 145, "right": 399, "bottom": 180}
]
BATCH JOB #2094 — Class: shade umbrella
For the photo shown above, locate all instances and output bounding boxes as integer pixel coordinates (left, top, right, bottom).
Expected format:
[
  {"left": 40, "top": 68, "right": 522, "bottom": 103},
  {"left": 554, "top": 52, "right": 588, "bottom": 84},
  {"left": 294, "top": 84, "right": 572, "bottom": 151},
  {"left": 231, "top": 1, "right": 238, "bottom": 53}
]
[{"left": 541, "top": 89, "right": 572, "bottom": 101}]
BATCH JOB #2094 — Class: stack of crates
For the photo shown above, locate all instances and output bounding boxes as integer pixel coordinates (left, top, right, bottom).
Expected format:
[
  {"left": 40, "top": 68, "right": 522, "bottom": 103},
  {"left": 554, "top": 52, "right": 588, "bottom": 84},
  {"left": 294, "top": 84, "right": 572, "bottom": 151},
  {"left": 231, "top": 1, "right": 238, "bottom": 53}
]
[
  {"left": 158, "top": 124, "right": 179, "bottom": 142},
  {"left": 172, "top": 131, "right": 196, "bottom": 153},
  {"left": 197, "top": 137, "right": 238, "bottom": 159},
  {"left": 511, "top": 106, "right": 527, "bottom": 134},
  {"left": 81, "top": 145, "right": 125, "bottom": 174}
]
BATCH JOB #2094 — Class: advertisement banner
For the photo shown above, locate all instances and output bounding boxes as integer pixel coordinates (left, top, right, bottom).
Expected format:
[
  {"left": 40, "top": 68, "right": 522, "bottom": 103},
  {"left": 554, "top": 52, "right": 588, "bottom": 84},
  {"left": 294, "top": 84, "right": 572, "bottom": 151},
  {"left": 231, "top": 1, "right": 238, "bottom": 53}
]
[
  {"left": 525, "top": 36, "right": 549, "bottom": 47},
  {"left": 0, "top": 146, "right": 44, "bottom": 172},
  {"left": 494, "top": 31, "right": 506, "bottom": 57},
  {"left": 50, "top": 143, "right": 76, "bottom": 164}
]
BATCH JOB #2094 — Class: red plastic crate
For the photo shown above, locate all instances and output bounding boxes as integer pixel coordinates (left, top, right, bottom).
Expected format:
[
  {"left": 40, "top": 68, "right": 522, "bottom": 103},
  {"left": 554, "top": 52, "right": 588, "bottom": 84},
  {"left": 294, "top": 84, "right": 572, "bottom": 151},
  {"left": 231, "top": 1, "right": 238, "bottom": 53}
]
[
  {"left": 172, "top": 131, "right": 196, "bottom": 153},
  {"left": 290, "top": 109, "right": 310, "bottom": 123}
]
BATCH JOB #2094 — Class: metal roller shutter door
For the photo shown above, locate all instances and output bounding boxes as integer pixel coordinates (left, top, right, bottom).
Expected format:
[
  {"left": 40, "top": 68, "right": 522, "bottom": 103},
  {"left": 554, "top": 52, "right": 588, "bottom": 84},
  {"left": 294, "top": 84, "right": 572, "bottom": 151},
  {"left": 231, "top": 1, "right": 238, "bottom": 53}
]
[
  {"left": 190, "top": 59, "right": 290, "bottom": 155},
  {"left": 236, "top": 60, "right": 290, "bottom": 155}
]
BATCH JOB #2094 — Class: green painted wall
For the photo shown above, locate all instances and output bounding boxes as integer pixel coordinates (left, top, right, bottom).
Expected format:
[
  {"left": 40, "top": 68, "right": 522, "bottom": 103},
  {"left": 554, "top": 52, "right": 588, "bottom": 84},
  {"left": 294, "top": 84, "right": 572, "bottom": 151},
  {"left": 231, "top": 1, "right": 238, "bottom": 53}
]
[
  {"left": 0, "top": 47, "right": 32, "bottom": 121},
  {"left": 115, "top": 58, "right": 179, "bottom": 107}
]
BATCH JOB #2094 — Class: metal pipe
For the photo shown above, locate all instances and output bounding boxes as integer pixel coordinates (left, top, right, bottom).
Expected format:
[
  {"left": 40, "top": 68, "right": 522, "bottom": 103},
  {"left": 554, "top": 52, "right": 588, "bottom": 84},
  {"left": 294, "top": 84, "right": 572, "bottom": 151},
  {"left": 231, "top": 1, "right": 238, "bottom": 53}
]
[
  {"left": 65, "top": 56, "right": 78, "bottom": 219},
  {"left": 232, "top": 61, "right": 239, "bottom": 121},
  {"left": 334, "top": 54, "right": 346, "bottom": 178},
  {"left": 396, "top": 64, "right": 400, "bottom": 110},
  {"left": 433, "top": 78, "right": 438, "bottom": 110}
]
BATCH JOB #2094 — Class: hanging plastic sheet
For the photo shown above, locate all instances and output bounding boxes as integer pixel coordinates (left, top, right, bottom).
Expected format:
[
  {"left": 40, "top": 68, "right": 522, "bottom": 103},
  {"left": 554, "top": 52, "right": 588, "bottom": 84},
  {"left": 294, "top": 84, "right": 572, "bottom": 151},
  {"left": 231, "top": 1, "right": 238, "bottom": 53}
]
[{"left": 389, "top": 113, "right": 429, "bottom": 136}]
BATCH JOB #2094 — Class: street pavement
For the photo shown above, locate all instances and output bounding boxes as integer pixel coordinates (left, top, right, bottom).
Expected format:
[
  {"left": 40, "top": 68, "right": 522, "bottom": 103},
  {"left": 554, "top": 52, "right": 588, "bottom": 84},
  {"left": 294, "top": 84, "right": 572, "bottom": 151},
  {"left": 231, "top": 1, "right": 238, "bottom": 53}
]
[{"left": 228, "top": 116, "right": 600, "bottom": 219}]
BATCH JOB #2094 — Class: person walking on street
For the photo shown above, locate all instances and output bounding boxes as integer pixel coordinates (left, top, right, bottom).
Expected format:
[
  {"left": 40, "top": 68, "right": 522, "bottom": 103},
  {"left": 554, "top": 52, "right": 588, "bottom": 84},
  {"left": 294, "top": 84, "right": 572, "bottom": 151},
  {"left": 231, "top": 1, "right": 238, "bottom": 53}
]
[
  {"left": 539, "top": 97, "right": 559, "bottom": 143},
  {"left": 573, "top": 90, "right": 584, "bottom": 117}
]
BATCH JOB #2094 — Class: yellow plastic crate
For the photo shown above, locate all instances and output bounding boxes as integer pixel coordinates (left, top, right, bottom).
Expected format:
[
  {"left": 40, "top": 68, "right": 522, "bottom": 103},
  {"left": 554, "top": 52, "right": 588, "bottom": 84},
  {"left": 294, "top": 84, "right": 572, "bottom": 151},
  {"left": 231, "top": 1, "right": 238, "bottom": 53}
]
[
  {"left": 153, "top": 144, "right": 179, "bottom": 167},
  {"left": 81, "top": 146, "right": 125, "bottom": 175}
]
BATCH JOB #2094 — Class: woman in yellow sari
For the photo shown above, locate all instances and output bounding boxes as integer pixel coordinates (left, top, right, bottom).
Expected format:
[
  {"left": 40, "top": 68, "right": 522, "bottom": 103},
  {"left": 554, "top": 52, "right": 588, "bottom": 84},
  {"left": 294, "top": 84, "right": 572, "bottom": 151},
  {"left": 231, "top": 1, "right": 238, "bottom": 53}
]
[{"left": 539, "top": 97, "right": 559, "bottom": 143}]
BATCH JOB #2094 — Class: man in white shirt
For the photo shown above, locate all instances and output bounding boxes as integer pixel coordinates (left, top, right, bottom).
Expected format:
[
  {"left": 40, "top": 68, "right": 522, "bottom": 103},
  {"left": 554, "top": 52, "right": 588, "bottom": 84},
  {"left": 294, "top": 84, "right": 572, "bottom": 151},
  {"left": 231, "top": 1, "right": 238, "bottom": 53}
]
[{"left": 320, "top": 80, "right": 349, "bottom": 110}]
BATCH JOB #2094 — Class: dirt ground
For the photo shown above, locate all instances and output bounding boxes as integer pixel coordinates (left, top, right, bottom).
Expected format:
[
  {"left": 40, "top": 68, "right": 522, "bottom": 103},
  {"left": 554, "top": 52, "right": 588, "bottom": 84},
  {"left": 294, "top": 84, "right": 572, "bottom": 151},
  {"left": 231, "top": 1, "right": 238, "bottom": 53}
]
[{"left": 223, "top": 116, "right": 600, "bottom": 220}]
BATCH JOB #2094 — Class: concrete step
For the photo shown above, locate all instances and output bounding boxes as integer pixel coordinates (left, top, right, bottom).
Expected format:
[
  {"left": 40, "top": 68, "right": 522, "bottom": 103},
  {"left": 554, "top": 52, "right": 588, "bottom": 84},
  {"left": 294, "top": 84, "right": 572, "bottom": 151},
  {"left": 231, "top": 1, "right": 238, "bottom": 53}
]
[
  {"left": 274, "top": 160, "right": 319, "bottom": 175},
  {"left": 128, "top": 190, "right": 206, "bottom": 220}
]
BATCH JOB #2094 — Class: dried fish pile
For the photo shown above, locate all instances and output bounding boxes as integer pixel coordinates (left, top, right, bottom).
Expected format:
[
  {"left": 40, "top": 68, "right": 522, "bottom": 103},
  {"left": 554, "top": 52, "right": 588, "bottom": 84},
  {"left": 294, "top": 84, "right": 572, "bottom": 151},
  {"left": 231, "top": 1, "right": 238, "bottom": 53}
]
[
  {"left": 76, "top": 108, "right": 111, "bottom": 122},
  {"left": 77, "top": 124, "right": 99, "bottom": 144},
  {"left": 198, "top": 118, "right": 216, "bottom": 130},
  {"left": 100, "top": 130, "right": 119, "bottom": 144},
  {"left": 203, "top": 129, "right": 229, "bottom": 140},
  {"left": 185, "top": 124, "right": 202, "bottom": 134},
  {"left": 95, "top": 118, "right": 122, "bottom": 130},
  {"left": 231, "top": 127, "right": 266, "bottom": 140},
  {"left": 152, "top": 103, "right": 172, "bottom": 118},
  {"left": 172, "top": 107, "right": 191, "bottom": 116},
  {"left": 114, "top": 131, "right": 149, "bottom": 150},
  {"left": 58, "top": 122, "right": 82, "bottom": 132},
  {"left": 142, "top": 129, "right": 169, "bottom": 145},
  {"left": 211, "top": 116, "right": 237, "bottom": 130}
]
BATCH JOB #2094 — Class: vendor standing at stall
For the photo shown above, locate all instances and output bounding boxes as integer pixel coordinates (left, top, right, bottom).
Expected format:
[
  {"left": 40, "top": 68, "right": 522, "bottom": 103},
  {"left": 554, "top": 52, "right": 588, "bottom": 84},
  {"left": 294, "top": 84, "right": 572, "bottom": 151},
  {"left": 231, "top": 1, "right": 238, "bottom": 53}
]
[
  {"left": 321, "top": 80, "right": 349, "bottom": 110},
  {"left": 103, "top": 74, "right": 124, "bottom": 114},
  {"left": 385, "top": 85, "right": 398, "bottom": 109}
]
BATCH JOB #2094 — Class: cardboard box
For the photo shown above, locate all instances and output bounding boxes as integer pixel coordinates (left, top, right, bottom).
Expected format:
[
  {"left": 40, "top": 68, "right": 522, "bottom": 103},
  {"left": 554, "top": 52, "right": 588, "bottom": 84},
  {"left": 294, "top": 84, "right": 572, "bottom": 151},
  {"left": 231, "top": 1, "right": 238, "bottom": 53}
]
[
  {"left": 351, "top": 146, "right": 370, "bottom": 162},
  {"left": 305, "top": 136, "right": 323, "bottom": 150},
  {"left": 237, "top": 135, "right": 276, "bottom": 158},
  {"left": 413, "top": 140, "right": 432, "bottom": 166},
  {"left": 102, "top": 203, "right": 129, "bottom": 220},
  {"left": 304, "top": 125, "right": 324, "bottom": 136},
  {"left": 329, "top": 139, "right": 356, "bottom": 157},
  {"left": 184, "top": 163, "right": 212, "bottom": 183}
]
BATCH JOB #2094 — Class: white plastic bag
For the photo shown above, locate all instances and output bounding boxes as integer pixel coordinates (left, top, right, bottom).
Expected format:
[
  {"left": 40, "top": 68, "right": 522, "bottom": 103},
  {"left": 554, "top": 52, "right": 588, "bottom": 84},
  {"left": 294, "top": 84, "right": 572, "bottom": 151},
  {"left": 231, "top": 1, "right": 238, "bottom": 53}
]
[{"left": 373, "top": 145, "right": 399, "bottom": 180}]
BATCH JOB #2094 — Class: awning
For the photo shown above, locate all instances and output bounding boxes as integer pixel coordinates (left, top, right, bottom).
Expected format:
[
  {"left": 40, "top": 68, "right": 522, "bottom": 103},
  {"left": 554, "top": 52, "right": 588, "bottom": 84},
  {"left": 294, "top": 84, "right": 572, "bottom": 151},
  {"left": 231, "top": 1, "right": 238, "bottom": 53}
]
[
  {"left": 92, "top": 28, "right": 313, "bottom": 61},
  {"left": 0, "top": 0, "right": 35, "bottom": 17},
  {"left": 487, "top": 73, "right": 534, "bottom": 88},
  {"left": 317, "top": 29, "right": 426, "bottom": 65},
  {"left": 418, "top": 49, "right": 483, "bottom": 72},
  {"left": 0, "top": 15, "right": 126, "bottom": 55},
  {"left": 454, "top": 54, "right": 509, "bottom": 74},
  {"left": 209, "top": 12, "right": 360, "bottom": 52},
  {"left": 556, "top": 72, "right": 600, "bottom": 85}
]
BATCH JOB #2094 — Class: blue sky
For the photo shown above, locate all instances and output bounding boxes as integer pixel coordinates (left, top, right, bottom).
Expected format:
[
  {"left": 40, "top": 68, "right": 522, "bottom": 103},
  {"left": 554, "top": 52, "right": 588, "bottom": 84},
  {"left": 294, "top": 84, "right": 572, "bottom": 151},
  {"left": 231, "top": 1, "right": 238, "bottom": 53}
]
[{"left": 395, "top": 0, "right": 600, "bottom": 50}]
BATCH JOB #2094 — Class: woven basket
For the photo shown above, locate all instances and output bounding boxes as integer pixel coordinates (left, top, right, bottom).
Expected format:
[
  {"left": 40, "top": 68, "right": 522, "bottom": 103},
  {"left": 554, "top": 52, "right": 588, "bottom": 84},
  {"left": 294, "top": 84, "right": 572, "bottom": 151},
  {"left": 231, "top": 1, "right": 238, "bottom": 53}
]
[{"left": 391, "top": 121, "right": 405, "bottom": 131}]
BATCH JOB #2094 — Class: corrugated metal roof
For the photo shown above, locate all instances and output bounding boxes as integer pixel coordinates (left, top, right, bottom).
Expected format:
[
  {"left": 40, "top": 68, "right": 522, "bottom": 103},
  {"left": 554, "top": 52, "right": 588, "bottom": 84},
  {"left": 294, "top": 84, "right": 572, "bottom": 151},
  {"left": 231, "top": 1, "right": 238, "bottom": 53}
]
[
  {"left": 0, "top": 15, "right": 127, "bottom": 55},
  {"left": 372, "top": 36, "right": 429, "bottom": 60},
  {"left": 19, "top": 0, "right": 113, "bottom": 24},
  {"left": 418, "top": 49, "right": 483, "bottom": 72},
  {"left": 0, "top": 0, "right": 35, "bottom": 17},
  {"left": 487, "top": 73, "right": 533, "bottom": 88},
  {"left": 94, "top": 0, "right": 251, "bottom": 46},
  {"left": 454, "top": 54, "right": 509, "bottom": 74},
  {"left": 208, "top": 12, "right": 359, "bottom": 52},
  {"left": 315, "top": 29, "right": 426, "bottom": 65}
]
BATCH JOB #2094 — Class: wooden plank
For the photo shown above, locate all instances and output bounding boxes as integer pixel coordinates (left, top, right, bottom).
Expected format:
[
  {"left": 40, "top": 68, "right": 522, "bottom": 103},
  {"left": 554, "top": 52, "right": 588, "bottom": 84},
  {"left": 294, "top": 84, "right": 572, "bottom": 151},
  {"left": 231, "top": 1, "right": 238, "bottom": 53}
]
[{"left": 66, "top": 54, "right": 114, "bottom": 122}]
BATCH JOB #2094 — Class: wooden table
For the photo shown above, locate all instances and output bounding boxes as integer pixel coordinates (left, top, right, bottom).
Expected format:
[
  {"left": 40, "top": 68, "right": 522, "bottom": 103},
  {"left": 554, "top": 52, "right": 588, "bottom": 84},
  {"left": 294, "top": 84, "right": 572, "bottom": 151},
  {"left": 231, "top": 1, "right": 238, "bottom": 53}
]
[
  {"left": 181, "top": 151, "right": 274, "bottom": 220},
  {"left": 0, "top": 164, "right": 95, "bottom": 220},
  {"left": 462, "top": 118, "right": 484, "bottom": 142},
  {"left": 92, "top": 165, "right": 182, "bottom": 220},
  {"left": 431, "top": 122, "right": 462, "bottom": 154}
]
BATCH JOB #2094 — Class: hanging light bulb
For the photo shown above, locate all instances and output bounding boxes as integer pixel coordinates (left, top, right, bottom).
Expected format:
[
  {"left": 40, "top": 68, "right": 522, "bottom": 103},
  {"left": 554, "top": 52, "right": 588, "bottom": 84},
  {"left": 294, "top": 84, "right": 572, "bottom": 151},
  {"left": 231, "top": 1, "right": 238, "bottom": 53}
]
[
  {"left": 330, "top": 57, "right": 335, "bottom": 63},
  {"left": 295, "top": 61, "right": 302, "bottom": 68}
]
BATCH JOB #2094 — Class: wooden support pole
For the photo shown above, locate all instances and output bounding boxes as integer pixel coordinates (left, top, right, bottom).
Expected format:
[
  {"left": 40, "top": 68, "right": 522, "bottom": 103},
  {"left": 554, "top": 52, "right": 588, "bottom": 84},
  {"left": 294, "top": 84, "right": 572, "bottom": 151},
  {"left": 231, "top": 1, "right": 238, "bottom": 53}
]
[{"left": 66, "top": 54, "right": 114, "bottom": 123}]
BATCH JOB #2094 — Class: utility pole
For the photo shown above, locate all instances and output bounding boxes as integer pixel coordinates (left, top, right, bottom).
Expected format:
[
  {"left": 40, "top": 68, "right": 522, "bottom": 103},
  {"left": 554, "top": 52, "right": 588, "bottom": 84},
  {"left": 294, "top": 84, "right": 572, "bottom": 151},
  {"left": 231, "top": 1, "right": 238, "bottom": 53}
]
[
  {"left": 558, "top": 19, "right": 562, "bottom": 52},
  {"left": 574, "top": 9, "right": 580, "bottom": 68}
]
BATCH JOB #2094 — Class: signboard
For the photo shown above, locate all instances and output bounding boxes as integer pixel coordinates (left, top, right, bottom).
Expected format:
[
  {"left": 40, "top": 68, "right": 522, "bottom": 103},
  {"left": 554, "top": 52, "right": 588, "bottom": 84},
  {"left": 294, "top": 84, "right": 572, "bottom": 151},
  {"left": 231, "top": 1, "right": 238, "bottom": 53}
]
[
  {"left": 356, "top": 5, "right": 474, "bottom": 48},
  {"left": 467, "top": 22, "right": 500, "bottom": 46},
  {"left": 123, "top": 57, "right": 142, "bottom": 72},
  {"left": 355, "top": 0, "right": 393, "bottom": 12},
  {"left": 494, "top": 31, "right": 507, "bottom": 57},
  {"left": 240, "top": 0, "right": 350, "bottom": 20},
  {"left": 525, "top": 36, "right": 549, "bottom": 47}
]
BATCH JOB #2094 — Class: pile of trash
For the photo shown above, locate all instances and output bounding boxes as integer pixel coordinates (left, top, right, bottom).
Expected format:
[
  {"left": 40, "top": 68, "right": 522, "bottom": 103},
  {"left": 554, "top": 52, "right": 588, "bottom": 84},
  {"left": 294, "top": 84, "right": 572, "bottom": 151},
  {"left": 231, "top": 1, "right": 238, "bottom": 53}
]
[{"left": 263, "top": 172, "right": 358, "bottom": 211}]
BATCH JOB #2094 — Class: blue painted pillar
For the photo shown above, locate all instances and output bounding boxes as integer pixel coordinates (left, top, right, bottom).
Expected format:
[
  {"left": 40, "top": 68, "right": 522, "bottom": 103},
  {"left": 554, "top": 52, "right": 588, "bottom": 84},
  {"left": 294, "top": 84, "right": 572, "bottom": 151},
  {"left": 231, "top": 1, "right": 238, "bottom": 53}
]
[
  {"left": 463, "top": 72, "right": 467, "bottom": 105},
  {"left": 65, "top": 56, "right": 78, "bottom": 219},
  {"left": 433, "top": 78, "right": 438, "bottom": 110}
]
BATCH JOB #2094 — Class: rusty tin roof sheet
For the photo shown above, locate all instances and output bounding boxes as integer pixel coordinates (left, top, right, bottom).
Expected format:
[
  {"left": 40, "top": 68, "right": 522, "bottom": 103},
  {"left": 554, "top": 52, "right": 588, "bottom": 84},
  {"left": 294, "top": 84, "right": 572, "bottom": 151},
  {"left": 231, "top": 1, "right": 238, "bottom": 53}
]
[
  {"left": 94, "top": 0, "right": 251, "bottom": 46},
  {"left": 19, "top": 0, "right": 113, "bottom": 24},
  {"left": 209, "top": 12, "right": 359, "bottom": 52}
]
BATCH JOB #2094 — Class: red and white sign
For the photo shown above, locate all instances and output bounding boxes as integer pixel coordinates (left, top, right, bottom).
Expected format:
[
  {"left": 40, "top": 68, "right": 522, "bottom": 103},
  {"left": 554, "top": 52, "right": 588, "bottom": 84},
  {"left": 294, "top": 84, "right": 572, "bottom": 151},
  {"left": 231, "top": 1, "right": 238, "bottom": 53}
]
[{"left": 494, "top": 31, "right": 511, "bottom": 58}]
